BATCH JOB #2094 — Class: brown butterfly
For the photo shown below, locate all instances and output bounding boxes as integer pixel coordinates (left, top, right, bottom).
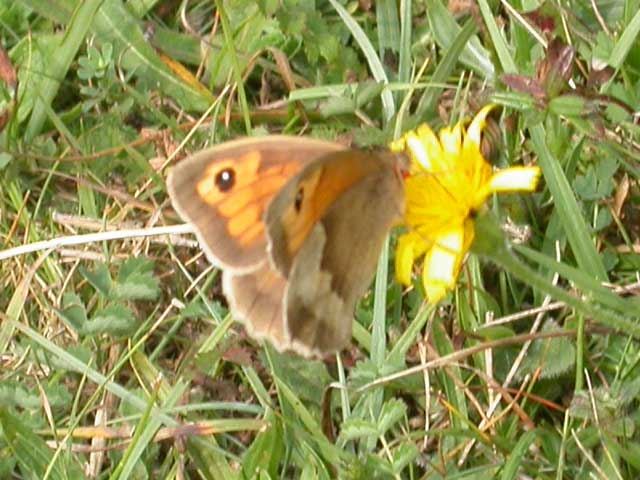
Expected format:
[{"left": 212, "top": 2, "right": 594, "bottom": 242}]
[{"left": 167, "top": 136, "right": 406, "bottom": 358}]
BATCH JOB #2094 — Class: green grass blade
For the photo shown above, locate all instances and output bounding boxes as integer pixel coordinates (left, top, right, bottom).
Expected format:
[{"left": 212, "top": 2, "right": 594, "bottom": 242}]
[
  {"left": 19, "top": 0, "right": 74, "bottom": 24},
  {"left": 376, "top": 0, "right": 400, "bottom": 58},
  {"left": 528, "top": 123, "right": 608, "bottom": 281},
  {"left": 398, "top": 0, "right": 412, "bottom": 86},
  {"left": 476, "top": 0, "right": 517, "bottom": 73},
  {"left": 10, "top": 320, "right": 178, "bottom": 425},
  {"left": 387, "top": 304, "right": 434, "bottom": 363},
  {"left": 609, "top": 8, "right": 640, "bottom": 69},
  {"left": 25, "top": 0, "right": 103, "bottom": 140},
  {"left": 425, "top": 0, "right": 494, "bottom": 79},
  {"left": 416, "top": 19, "right": 477, "bottom": 119},
  {"left": 0, "top": 408, "right": 83, "bottom": 480},
  {"left": 0, "top": 253, "right": 49, "bottom": 353},
  {"left": 274, "top": 377, "right": 345, "bottom": 466},
  {"left": 110, "top": 380, "right": 167, "bottom": 480},
  {"left": 500, "top": 430, "right": 537, "bottom": 480},
  {"left": 515, "top": 245, "right": 638, "bottom": 316},
  {"left": 328, "top": 0, "right": 395, "bottom": 123},
  {"left": 94, "top": 0, "right": 213, "bottom": 111},
  {"left": 432, "top": 321, "right": 469, "bottom": 431},
  {"left": 371, "top": 236, "right": 390, "bottom": 366},
  {"left": 473, "top": 215, "right": 640, "bottom": 338},
  {"left": 213, "top": 0, "right": 252, "bottom": 133}
]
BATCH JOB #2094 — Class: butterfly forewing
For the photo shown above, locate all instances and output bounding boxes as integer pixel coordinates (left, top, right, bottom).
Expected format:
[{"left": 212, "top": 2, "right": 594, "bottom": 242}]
[{"left": 167, "top": 136, "right": 345, "bottom": 273}]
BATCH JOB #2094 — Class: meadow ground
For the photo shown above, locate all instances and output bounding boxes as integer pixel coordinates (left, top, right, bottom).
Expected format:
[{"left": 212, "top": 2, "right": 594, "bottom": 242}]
[{"left": 1, "top": 1, "right": 640, "bottom": 478}]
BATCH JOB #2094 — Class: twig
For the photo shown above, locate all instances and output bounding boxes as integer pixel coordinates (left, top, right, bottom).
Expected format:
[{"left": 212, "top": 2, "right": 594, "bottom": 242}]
[{"left": 0, "top": 224, "right": 195, "bottom": 261}]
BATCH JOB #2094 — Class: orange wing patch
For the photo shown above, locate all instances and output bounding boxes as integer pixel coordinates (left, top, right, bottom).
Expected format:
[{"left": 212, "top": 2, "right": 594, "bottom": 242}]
[
  {"left": 195, "top": 151, "right": 261, "bottom": 205},
  {"left": 280, "top": 168, "right": 323, "bottom": 257},
  {"left": 193, "top": 150, "right": 305, "bottom": 248},
  {"left": 228, "top": 204, "right": 261, "bottom": 244},
  {"left": 279, "top": 154, "right": 376, "bottom": 258},
  {"left": 237, "top": 220, "right": 264, "bottom": 247},
  {"left": 218, "top": 175, "right": 289, "bottom": 217}
]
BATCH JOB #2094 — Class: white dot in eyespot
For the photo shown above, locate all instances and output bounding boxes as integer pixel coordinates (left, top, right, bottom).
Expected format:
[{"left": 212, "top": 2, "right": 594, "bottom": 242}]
[{"left": 215, "top": 168, "right": 236, "bottom": 192}]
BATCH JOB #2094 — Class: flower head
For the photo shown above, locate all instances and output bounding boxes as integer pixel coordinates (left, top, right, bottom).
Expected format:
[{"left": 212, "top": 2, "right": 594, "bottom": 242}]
[{"left": 391, "top": 105, "right": 541, "bottom": 303}]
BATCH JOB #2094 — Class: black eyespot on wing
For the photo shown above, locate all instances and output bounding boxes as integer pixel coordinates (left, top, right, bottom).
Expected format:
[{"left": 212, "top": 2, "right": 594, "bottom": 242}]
[
  {"left": 294, "top": 187, "right": 304, "bottom": 212},
  {"left": 215, "top": 168, "right": 235, "bottom": 192}
]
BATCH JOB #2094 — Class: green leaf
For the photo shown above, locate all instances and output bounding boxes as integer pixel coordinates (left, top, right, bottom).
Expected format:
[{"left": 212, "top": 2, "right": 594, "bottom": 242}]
[
  {"left": 56, "top": 292, "right": 88, "bottom": 333},
  {"left": 23, "top": 0, "right": 214, "bottom": 113},
  {"left": 519, "top": 322, "right": 575, "bottom": 380},
  {"left": 476, "top": 0, "right": 516, "bottom": 73},
  {"left": 79, "top": 263, "right": 113, "bottom": 297},
  {"left": 473, "top": 325, "right": 516, "bottom": 341},
  {"left": 609, "top": 8, "right": 640, "bottom": 68},
  {"left": 392, "top": 442, "right": 419, "bottom": 474},
  {"left": 0, "top": 152, "right": 11, "bottom": 170},
  {"left": 328, "top": 0, "right": 395, "bottom": 123},
  {"left": 82, "top": 303, "right": 137, "bottom": 337},
  {"left": 0, "top": 382, "right": 40, "bottom": 410},
  {"left": 339, "top": 418, "right": 380, "bottom": 441},
  {"left": 12, "top": 34, "right": 59, "bottom": 124},
  {"left": 47, "top": 345, "right": 94, "bottom": 372},
  {"left": 548, "top": 94, "right": 589, "bottom": 117},
  {"left": 415, "top": 18, "right": 478, "bottom": 119},
  {"left": 270, "top": 372, "right": 344, "bottom": 467},
  {"left": 397, "top": 0, "right": 412, "bottom": 86},
  {"left": 266, "top": 352, "right": 331, "bottom": 405},
  {"left": 113, "top": 257, "right": 159, "bottom": 301},
  {"left": 377, "top": 398, "right": 407, "bottom": 434},
  {"left": 0, "top": 449, "right": 17, "bottom": 480},
  {"left": 594, "top": 208, "right": 613, "bottom": 231},
  {"left": 376, "top": 0, "right": 400, "bottom": 54}
]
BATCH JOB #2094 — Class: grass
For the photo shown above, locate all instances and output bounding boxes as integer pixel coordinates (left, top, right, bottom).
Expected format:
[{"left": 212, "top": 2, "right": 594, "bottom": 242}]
[{"left": 1, "top": 0, "right": 640, "bottom": 479}]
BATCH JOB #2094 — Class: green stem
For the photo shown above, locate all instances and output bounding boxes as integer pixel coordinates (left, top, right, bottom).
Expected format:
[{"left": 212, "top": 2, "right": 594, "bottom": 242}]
[
  {"left": 575, "top": 313, "right": 584, "bottom": 391},
  {"left": 491, "top": 249, "right": 640, "bottom": 336},
  {"left": 472, "top": 213, "right": 640, "bottom": 338}
]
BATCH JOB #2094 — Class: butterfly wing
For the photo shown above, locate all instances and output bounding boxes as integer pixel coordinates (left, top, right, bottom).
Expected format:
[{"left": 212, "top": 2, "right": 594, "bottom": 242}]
[
  {"left": 222, "top": 265, "right": 289, "bottom": 349},
  {"left": 265, "top": 150, "right": 406, "bottom": 357},
  {"left": 167, "top": 136, "right": 345, "bottom": 273}
]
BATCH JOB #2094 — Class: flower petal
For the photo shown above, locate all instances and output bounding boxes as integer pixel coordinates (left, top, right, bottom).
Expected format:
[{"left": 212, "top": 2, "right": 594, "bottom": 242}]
[
  {"left": 424, "top": 279, "right": 448, "bottom": 304},
  {"left": 421, "top": 228, "right": 465, "bottom": 302},
  {"left": 399, "top": 124, "right": 442, "bottom": 172},
  {"left": 439, "top": 123, "right": 462, "bottom": 158},
  {"left": 395, "top": 234, "right": 417, "bottom": 286},
  {"left": 462, "top": 218, "right": 475, "bottom": 252},
  {"left": 422, "top": 246, "right": 456, "bottom": 303},
  {"left": 487, "top": 167, "right": 541, "bottom": 193},
  {"left": 465, "top": 105, "right": 494, "bottom": 148},
  {"left": 406, "top": 134, "right": 432, "bottom": 170},
  {"left": 426, "top": 245, "right": 457, "bottom": 284},
  {"left": 388, "top": 137, "right": 406, "bottom": 153}
]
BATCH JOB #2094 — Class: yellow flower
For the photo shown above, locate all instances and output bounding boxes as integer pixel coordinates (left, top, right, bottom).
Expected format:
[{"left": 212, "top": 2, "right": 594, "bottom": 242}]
[{"left": 391, "top": 106, "right": 541, "bottom": 303}]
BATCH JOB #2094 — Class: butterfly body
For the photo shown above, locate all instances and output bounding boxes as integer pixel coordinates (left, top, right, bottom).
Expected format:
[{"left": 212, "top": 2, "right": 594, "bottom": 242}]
[{"left": 167, "top": 136, "right": 406, "bottom": 357}]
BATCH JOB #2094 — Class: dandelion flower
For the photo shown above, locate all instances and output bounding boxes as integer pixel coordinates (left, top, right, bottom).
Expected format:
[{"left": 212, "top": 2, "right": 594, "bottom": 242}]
[{"left": 391, "top": 106, "right": 541, "bottom": 303}]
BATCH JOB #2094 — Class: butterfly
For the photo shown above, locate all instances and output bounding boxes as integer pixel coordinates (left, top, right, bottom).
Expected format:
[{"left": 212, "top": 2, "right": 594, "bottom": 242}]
[{"left": 167, "top": 135, "right": 406, "bottom": 358}]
